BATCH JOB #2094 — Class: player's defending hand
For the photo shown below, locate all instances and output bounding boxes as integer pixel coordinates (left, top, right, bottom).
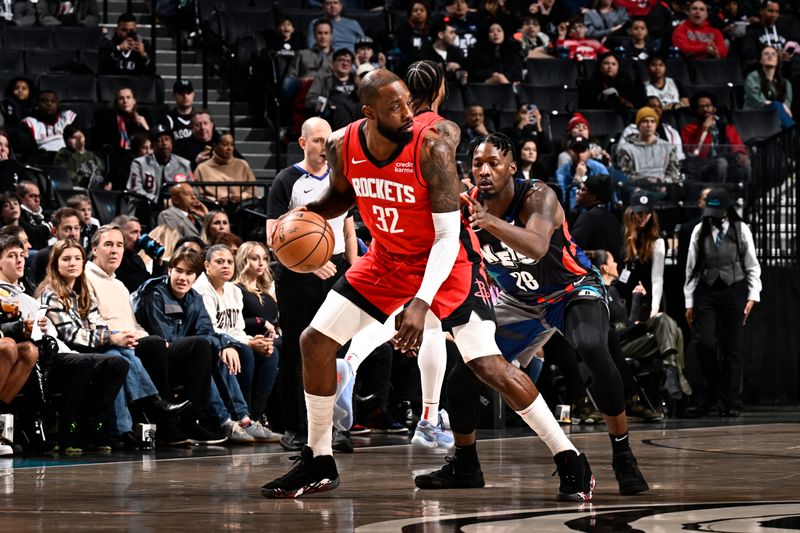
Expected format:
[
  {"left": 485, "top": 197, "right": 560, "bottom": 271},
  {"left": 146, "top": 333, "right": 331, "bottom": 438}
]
[
  {"left": 393, "top": 298, "right": 428, "bottom": 353},
  {"left": 461, "top": 193, "right": 495, "bottom": 231},
  {"left": 313, "top": 261, "right": 337, "bottom": 280}
]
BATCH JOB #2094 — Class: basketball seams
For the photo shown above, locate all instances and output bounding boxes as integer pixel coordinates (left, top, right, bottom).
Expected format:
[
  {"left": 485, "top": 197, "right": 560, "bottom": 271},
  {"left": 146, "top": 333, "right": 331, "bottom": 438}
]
[{"left": 273, "top": 211, "right": 335, "bottom": 272}]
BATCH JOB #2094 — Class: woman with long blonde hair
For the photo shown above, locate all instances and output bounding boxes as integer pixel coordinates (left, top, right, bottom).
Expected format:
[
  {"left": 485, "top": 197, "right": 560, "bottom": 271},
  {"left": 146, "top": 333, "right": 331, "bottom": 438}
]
[
  {"left": 618, "top": 191, "right": 665, "bottom": 319},
  {"left": 234, "top": 242, "right": 279, "bottom": 430}
]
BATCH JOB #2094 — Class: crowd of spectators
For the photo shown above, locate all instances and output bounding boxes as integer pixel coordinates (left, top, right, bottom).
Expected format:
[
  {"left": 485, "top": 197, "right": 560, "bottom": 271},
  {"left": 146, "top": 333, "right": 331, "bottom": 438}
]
[{"left": 0, "top": 0, "right": 781, "bottom": 456}]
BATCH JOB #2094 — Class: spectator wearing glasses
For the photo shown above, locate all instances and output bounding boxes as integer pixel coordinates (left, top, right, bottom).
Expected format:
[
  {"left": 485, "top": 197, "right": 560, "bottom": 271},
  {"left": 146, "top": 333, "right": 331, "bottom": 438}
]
[{"left": 306, "top": 48, "right": 357, "bottom": 117}]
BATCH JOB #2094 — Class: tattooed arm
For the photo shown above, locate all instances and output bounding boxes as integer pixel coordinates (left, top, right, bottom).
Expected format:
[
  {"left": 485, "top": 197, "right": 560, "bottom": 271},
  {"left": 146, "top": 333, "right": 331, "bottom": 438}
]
[
  {"left": 434, "top": 119, "right": 462, "bottom": 155},
  {"left": 393, "top": 132, "right": 461, "bottom": 352},
  {"left": 305, "top": 129, "right": 356, "bottom": 219}
]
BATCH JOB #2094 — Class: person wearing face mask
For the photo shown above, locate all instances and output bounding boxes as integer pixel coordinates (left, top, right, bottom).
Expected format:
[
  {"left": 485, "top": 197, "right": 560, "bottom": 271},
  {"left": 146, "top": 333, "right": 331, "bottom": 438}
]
[
  {"left": 684, "top": 187, "right": 761, "bottom": 417},
  {"left": 194, "top": 132, "right": 256, "bottom": 205}
]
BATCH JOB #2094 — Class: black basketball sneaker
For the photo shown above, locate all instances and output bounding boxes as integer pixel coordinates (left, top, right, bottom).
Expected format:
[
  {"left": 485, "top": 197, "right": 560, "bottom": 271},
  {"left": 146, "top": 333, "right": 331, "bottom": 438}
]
[
  {"left": 553, "top": 450, "right": 596, "bottom": 501},
  {"left": 414, "top": 456, "right": 485, "bottom": 489},
  {"left": 261, "top": 446, "right": 340, "bottom": 499},
  {"left": 612, "top": 450, "right": 649, "bottom": 495}
]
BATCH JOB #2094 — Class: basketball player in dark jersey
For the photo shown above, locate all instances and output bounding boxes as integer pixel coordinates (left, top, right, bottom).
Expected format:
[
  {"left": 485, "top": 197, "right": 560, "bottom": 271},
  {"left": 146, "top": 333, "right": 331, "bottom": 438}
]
[
  {"left": 261, "top": 70, "right": 593, "bottom": 501},
  {"left": 444, "top": 132, "right": 649, "bottom": 496}
]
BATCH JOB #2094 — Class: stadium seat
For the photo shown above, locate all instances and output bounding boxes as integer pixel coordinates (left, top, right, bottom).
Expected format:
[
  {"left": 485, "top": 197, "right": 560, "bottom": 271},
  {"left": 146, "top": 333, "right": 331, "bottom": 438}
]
[
  {"left": 79, "top": 50, "right": 99, "bottom": 73},
  {"left": 40, "top": 165, "right": 74, "bottom": 190},
  {"left": 90, "top": 190, "right": 123, "bottom": 225},
  {"left": 440, "top": 82, "right": 465, "bottom": 112},
  {"left": 52, "top": 27, "right": 103, "bottom": 50},
  {"left": 224, "top": 7, "right": 275, "bottom": 43},
  {"left": 516, "top": 84, "right": 578, "bottom": 113},
  {"left": 25, "top": 50, "right": 78, "bottom": 74},
  {"left": 38, "top": 74, "right": 97, "bottom": 102},
  {"left": 349, "top": 9, "right": 387, "bottom": 36},
  {"left": 0, "top": 50, "right": 24, "bottom": 73},
  {"left": 525, "top": 59, "right": 578, "bottom": 87},
  {"left": 732, "top": 109, "right": 781, "bottom": 143},
  {"left": 280, "top": 9, "right": 319, "bottom": 41},
  {"left": 61, "top": 102, "right": 99, "bottom": 130},
  {"left": 689, "top": 59, "right": 744, "bottom": 87},
  {"left": 96, "top": 76, "right": 165, "bottom": 105},
  {"left": 4, "top": 26, "right": 53, "bottom": 49},
  {"left": 464, "top": 83, "right": 517, "bottom": 112}
]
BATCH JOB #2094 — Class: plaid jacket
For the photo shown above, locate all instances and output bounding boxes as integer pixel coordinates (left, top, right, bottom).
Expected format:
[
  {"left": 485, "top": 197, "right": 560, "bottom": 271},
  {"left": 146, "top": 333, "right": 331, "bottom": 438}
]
[{"left": 39, "top": 288, "right": 111, "bottom": 351}]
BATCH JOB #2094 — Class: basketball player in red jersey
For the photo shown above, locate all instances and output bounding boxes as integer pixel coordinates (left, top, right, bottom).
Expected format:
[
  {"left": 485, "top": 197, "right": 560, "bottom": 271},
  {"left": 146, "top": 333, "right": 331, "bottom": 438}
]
[
  {"left": 261, "top": 69, "right": 593, "bottom": 501},
  {"left": 334, "top": 61, "right": 461, "bottom": 449}
]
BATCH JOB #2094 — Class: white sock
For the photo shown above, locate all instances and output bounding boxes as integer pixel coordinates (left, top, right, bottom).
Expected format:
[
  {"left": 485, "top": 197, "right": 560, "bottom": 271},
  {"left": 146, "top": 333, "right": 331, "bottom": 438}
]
[
  {"left": 516, "top": 395, "right": 577, "bottom": 456},
  {"left": 305, "top": 392, "right": 335, "bottom": 457},
  {"left": 418, "top": 320, "right": 447, "bottom": 425}
]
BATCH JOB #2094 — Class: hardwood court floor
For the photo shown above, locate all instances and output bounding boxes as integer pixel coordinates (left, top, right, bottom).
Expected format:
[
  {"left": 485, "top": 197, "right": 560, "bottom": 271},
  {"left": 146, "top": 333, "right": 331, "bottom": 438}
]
[{"left": 1, "top": 408, "right": 799, "bottom": 532}]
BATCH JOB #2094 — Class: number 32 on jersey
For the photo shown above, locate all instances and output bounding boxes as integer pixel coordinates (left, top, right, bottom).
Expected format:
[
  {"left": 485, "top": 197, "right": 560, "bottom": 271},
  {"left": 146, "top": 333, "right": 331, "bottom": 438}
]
[{"left": 372, "top": 205, "right": 403, "bottom": 234}]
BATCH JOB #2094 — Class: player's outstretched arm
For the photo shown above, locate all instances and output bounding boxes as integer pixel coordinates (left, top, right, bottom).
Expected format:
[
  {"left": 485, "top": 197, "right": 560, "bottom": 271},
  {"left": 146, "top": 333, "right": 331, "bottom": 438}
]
[
  {"left": 464, "top": 181, "right": 560, "bottom": 261},
  {"left": 305, "top": 129, "right": 356, "bottom": 219}
]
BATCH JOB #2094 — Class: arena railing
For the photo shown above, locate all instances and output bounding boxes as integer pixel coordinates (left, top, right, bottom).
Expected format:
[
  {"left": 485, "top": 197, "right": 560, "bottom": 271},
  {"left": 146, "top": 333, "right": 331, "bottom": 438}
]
[{"left": 746, "top": 127, "right": 799, "bottom": 266}]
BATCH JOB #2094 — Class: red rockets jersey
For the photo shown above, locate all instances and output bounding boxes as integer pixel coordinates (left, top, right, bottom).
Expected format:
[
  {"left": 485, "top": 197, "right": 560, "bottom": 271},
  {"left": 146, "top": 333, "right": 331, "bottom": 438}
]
[{"left": 342, "top": 118, "right": 437, "bottom": 256}]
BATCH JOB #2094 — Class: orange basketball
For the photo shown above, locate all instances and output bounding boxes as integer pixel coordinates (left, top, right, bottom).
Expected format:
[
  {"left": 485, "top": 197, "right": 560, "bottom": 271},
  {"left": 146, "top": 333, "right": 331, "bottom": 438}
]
[{"left": 272, "top": 210, "right": 335, "bottom": 273}]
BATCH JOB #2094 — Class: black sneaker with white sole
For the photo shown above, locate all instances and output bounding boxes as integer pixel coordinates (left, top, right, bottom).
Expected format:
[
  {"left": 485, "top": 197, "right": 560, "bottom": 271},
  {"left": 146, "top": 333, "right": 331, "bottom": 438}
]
[
  {"left": 612, "top": 451, "right": 649, "bottom": 495},
  {"left": 414, "top": 456, "right": 485, "bottom": 489},
  {"left": 261, "top": 445, "right": 340, "bottom": 499},
  {"left": 553, "top": 450, "right": 595, "bottom": 501}
]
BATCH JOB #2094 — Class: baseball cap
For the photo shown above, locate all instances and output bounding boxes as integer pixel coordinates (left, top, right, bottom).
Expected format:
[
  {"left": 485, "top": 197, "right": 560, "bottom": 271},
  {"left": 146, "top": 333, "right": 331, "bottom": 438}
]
[
  {"left": 354, "top": 36, "right": 374, "bottom": 50},
  {"left": 173, "top": 79, "right": 194, "bottom": 94},
  {"left": 630, "top": 191, "right": 654, "bottom": 213},
  {"left": 568, "top": 136, "right": 589, "bottom": 151},
  {"left": 151, "top": 125, "right": 174, "bottom": 142},
  {"left": 702, "top": 187, "right": 731, "bottom": 218}
]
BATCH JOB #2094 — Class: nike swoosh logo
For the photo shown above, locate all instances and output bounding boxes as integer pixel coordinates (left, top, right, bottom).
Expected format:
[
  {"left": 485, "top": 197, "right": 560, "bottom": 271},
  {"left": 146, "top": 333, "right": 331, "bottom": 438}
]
[
  {"left": 351, "top": 157, "right": 368, "bottom": 164},
  {"left": 614, "top": 436, "right": 628, "bottom": 442},
  {"left": 303, "top": 189, "right": 314, "bottom": 193}
]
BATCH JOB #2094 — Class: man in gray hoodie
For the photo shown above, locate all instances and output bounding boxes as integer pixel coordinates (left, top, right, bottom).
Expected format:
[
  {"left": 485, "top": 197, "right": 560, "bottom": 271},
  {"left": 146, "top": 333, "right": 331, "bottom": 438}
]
[{"left": 616, "top": 106, "right": 680, "bottom": 183}]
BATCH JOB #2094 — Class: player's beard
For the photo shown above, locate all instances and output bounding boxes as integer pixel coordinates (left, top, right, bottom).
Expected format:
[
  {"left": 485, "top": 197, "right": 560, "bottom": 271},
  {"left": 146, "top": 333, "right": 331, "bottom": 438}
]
[{"left": 377, "top": 118, "right": 413, "bottom": 145}]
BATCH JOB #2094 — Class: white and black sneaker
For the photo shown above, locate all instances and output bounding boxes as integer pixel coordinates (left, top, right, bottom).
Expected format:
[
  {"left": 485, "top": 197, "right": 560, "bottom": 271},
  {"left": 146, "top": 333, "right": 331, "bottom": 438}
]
[{"left": 261, "top": 445, "right": 340, "bottom": 499}]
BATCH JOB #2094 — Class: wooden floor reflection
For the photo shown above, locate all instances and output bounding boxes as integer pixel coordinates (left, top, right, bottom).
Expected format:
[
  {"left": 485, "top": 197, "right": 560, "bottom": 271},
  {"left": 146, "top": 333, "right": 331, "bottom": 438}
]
[{"left": 1, "top": 414, "right": 799, "bottom": 531}]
